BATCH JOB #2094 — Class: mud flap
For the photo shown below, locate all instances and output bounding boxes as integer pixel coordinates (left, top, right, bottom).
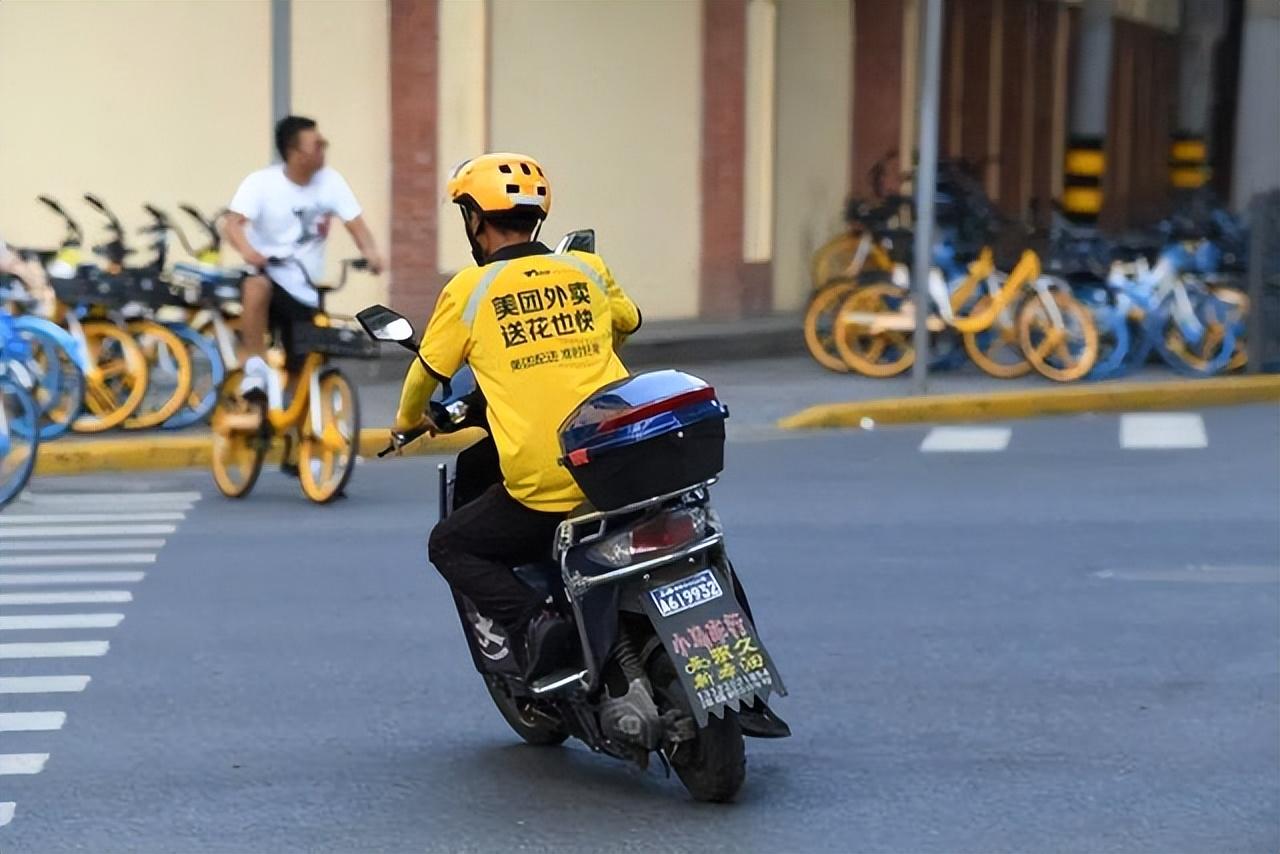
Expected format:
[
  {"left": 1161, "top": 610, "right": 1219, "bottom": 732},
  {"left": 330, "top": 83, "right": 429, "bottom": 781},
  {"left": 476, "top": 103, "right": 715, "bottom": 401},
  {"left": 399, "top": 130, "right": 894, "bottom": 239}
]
[{"left": 640, "top": 565, "right": 786, "bottom": 728}]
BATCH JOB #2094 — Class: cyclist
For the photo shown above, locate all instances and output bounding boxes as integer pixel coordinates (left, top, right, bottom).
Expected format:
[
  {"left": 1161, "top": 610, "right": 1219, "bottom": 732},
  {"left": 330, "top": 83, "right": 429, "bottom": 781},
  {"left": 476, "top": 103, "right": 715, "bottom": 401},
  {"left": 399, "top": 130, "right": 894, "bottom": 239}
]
[
  {"left": 394, "top": 153, "right": 641, "bottom": 678},
  {"left": 223, "top": 115, "right": 385, "bottom": 409}
]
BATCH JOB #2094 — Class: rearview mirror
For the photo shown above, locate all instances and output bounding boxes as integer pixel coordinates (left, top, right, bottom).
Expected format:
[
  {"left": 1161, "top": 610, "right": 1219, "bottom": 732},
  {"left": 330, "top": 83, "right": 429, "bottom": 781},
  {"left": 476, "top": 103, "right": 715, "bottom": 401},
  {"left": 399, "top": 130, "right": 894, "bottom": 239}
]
[
  {"left": 357, "top": 304, "right": 417, "bottom": 347},
  {"left": 554, "top": 229, "right": 595, "bottom": 254}
]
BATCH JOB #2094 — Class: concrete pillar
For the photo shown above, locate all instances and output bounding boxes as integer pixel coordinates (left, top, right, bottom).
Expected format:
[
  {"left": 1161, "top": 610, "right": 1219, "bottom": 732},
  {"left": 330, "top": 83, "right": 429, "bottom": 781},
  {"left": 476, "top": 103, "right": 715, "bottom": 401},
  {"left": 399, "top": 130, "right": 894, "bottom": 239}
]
[
  {"left": 1231, "top": 0, "right": 1280, "bottom": 208},
  {"left": 1062, "top": 0, "right": 1113, "bottom": 226},
  {"left": 1171, "top": 0, "right": 1224, "bottom": 193}
]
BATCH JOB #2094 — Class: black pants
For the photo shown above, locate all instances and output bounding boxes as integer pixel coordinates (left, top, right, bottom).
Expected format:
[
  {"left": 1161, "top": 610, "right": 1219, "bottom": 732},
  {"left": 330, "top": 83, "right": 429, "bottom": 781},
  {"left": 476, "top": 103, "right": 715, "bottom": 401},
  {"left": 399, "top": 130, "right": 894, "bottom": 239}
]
[
  {"left": 266, "top": 281, "right": 316, "bottom": 374},
  {"left": 428, "top": 480, "right": 565, "bottom": 631}
]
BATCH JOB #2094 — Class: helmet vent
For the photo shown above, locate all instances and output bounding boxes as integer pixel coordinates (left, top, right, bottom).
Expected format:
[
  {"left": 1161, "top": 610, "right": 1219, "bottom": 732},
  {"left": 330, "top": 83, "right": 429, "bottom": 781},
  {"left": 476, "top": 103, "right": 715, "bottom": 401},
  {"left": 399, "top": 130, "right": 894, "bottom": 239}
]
[
  {"left": 536, "top": 186, "right": 547, "bottom": 196},
  {"left": 498, "top": 164, "right": 513, "bottom": 174},
  {"left": 505, "top": 184, "right": 521, "bottom": 193},
  {"left": 519, "top": 163, "right": 532, "bottom": 175}
]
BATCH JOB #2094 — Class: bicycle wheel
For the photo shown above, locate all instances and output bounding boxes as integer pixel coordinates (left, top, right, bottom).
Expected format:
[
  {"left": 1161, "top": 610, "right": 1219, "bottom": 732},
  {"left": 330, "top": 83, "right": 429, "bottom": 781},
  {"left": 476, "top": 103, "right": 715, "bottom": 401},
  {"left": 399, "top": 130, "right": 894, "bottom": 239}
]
[
  {"left": 299, "top": 369, "right": 360, "bottom": 504},
  {"left": 122, "top": 319, "right": 193, "bottom": 430},
  {"left": 0, "top": 377, "right": 39, "bottom": 510},
  {"left": 810, "top": 233, "right": 862, "bottom": 289},
  {"left": 13, "top": 326, "right": 84, "bottom": 440},
  {"left": 162, "top": 322, "right": 225, "bottom": 430},
  {"left": 209, "top": 370, "right": 267, "bottom": 499},
  {"left": 1017, "top": 290, "right": 1099, "bottom": 382},
  {"left": 961, "top": 295, "right": 1032, "bottom": 378},
  {"left": 1086, "top": 305, "right": 1132, "bottom": 380},
  {"left": 833, "top": 283, "right": 915, "bottom": 377},
  {"left": 802, "top": 279, "right": 858, "bottom": 372},
  {"left": 73, "top": 320, "right": 150, "bottom": 433}
]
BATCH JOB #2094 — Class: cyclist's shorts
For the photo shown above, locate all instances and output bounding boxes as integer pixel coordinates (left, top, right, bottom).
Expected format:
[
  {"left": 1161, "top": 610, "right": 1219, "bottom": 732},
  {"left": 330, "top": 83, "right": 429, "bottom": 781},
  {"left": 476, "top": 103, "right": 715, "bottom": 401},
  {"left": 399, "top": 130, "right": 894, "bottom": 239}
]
[{"left": 267, "top": 280, "right": 317, "bottom": 371}]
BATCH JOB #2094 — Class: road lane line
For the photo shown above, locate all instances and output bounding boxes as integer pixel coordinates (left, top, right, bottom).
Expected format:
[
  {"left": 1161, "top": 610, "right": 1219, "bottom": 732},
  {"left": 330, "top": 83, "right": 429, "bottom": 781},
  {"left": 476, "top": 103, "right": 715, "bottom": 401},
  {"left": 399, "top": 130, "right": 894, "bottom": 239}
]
[
  {"left": 0, "top": 591, "right": 132, "bottom": 605},
  {"left": 23, "top": 490, "right": 201, "bottom": 505},
  {"left": 1120, "top": 413, "right": 1208, "bottom": 449},
  {"left": 0, "top": 802, "right": 13, "bottom": 827},
  {"left": 0, "top": 641, "right": 109, "bottom": 659},
  {"left": 920, "top": 427, "right": 1012, "bottom": 453},
  {"left": 0, "top": 676, "right": 91, "bottom": 694},
  {"left": 0, "top": 712, "right": 66, "bottom": 732},
  {"left": 0, "top": 614, "right": 124, "bottom": 630},
  {"left": 0, "top": 525, "right": 177, "bottom": 538},
  {"left": 0, "top": 572, "right": 146, "bottom": 586},
  {"left": 0, "top": 754, "right": 49, "bottom": 775},
  {"left": 0, "top": 512, "right": 185, "bottom": 524},
  {"left": 0, "top": 539, "right": 167, "bottom": 551},
  {"left": 0, "top": 554, "right": 156, "bottom": 568}
]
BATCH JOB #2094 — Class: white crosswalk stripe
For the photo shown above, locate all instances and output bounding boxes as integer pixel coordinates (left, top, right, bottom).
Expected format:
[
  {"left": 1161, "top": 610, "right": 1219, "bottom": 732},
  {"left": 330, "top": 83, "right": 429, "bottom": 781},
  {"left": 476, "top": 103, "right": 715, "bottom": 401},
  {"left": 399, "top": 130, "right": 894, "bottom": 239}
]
[
  {"left": 0, "top": 539, "right": 167, "bottom": 551},
  {"left": 0, "top": 590, "right": 133, "bottom": 606},
  {"left": 0, "top": 553, "right": 156, "bottom": 567},
  {"left": 0, "top": 712, "right": 66, "bottom": 733},
  {"left": 0, "top": 488, "right": 201, "bottom": 829},
  {"left": 0, "top": 641, "right": 110, "bottom": 659},
  {"left": 0, "top": 676, "right": 91, "bottom": 694},
  {"left": 0, "top": 571, "right": 146, "bottom": 586},
  {"left": 0, "top": 512, "right": 185, "bottom": 524},
  {"left": 0, "top": 755, "right": 50, "bottom": 775},
  {"left": 0, "top": 614, "right": 125, "bottom": 631}
]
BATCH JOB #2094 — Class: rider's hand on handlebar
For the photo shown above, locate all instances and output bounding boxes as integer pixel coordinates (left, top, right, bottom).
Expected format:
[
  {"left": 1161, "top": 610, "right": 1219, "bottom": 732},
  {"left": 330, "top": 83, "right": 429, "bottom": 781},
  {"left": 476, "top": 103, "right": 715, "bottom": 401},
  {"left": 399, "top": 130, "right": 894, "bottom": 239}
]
[
  {"left": 244, "top": 249, "right": 269, "bottom": 271},
  {"left": 364, "top": 252, "right": 385, "bottom": 276}
]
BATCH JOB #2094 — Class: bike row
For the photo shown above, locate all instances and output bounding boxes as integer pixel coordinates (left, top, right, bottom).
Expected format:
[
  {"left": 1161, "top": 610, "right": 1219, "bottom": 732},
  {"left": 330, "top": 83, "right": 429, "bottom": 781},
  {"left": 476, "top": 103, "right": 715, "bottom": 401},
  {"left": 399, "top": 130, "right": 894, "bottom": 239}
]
[
  {"left": 804, "top": 155, "right": 1250, "bottom": 382},
  {"left": 0, "top": 193, "right": 377, "bottom": 508}
]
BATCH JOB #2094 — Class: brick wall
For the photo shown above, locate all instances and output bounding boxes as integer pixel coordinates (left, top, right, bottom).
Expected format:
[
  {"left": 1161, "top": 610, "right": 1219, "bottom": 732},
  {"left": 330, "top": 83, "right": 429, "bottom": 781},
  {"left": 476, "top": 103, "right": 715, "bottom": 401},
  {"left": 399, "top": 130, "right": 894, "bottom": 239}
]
[
  {"left": 700, "top": 0, "right": 772, "bottom": 320},
  {"left": 389, "top": 0, "right": 441, "bottom": 325}
]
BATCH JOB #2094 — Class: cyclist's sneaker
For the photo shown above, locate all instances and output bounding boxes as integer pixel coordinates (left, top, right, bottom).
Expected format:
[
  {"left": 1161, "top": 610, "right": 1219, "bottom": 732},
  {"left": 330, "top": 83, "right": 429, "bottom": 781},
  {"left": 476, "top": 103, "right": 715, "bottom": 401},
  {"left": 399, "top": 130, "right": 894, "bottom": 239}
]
[{"left": 239, "top": 355, "right": 282, "bottom": 411}]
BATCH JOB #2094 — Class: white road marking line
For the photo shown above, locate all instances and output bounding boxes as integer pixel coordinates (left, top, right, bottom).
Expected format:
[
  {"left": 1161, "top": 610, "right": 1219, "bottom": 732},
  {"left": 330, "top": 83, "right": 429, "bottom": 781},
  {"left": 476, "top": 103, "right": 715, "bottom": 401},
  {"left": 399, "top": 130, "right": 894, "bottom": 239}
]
[
  {"left": 0, "top": 512, "right": 185, "bottom": 524},
  {"left": 0, "top": 802, "right": 13, "bottom": 827},
  {"left": 920, "top": 426, "right": 1012, "bottom": 453},
  {"left": 23, "top": 490, "right": 201, "bottom": 505},
  {"left": 0, "top": 538, "right": 166, "bottom": 551},
  {"left": 0, "top": 572, "right": 145, "bottom": 586},
  {"left": 0, "top": 754, "right": 49, "bottom": 775},
  {"left": 0, "top": 712, "right": 66, "bottom": 732},
  {"left": 1120, "top": 413, "right": 1208, "bottom": 449},
  {"left": 0, "top": 590, "right": 132, "bottom": 606},
  {"left": 0, "top": 553, "right": 156, "bottom": 568},
  {"left": 0, "top": 641, "right": 110, "bottom": 659},
  {"left": 0, "top": 590, "right": 133, "bottom": 606},
  {"left": 0, "top": 613, "right": 125, "bottom": 630},
  {"left": 0, "top": 675, "right": 91, "bottom": 694},
  {"left": 0, "top": 525, "right": 177, "bottom": 538}
]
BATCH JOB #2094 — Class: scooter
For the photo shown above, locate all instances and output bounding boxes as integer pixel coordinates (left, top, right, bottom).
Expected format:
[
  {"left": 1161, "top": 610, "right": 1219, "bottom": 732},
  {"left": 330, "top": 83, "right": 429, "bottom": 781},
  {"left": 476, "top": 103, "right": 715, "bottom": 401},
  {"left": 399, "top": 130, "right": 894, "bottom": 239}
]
[{"left": 356, "top": 233, "right": 789, "bottom": 802}]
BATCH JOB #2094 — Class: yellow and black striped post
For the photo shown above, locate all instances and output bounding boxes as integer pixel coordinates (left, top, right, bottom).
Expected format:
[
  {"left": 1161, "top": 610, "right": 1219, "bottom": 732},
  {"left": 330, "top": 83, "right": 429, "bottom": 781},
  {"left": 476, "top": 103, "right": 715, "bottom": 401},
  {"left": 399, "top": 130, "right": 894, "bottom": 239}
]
[
  {"left": 1063, "top": 136, "right": 1105, "bottom": 226},
  {"left": 1170, "top": 133, "right": 1211, "bottom": 191}
]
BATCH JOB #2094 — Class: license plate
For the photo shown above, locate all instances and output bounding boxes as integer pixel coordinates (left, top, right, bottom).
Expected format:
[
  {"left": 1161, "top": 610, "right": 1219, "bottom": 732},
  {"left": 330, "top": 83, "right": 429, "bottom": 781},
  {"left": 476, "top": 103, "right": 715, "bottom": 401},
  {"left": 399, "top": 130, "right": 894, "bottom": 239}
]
[{"left": 648, "top": 568, "right": 723, "bottom": 618}]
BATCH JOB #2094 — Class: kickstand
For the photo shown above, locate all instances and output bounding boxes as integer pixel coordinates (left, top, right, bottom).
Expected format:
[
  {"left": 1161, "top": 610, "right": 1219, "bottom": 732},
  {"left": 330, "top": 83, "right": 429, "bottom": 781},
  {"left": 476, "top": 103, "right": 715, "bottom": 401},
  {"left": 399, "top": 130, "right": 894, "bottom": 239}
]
[{"left": 656, "top": 749, "right": 672, "bottom": 778}]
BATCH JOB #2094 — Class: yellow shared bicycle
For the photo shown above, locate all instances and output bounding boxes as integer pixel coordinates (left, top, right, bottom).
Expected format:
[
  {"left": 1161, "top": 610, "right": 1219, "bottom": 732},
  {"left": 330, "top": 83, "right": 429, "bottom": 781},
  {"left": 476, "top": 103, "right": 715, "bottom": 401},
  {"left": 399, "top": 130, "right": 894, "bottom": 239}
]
[{"left": 210, "top": 258, "right": 376, "bottom": 504}]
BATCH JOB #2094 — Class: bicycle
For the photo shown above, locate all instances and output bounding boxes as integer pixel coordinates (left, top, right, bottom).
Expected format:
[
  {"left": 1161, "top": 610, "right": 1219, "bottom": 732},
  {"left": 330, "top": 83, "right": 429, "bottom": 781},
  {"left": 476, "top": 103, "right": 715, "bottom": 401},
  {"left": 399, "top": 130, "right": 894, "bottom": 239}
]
[
  {"left": 33, "top": 195, "right": 152, "bottom": 433},
  {"left": 0, "top": 337, "right": 39, "bottom": 510},
  {"left": 209, "top": 257, "right": 376, "bottom": 503}
]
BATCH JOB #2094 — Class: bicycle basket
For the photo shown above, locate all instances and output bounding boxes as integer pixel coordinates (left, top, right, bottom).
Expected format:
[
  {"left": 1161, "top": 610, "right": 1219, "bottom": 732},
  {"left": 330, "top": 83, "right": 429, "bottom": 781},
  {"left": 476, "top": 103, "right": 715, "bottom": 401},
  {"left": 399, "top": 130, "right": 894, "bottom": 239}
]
[{"left": 290, "top": 318, "right": 381, "bottom": 359}]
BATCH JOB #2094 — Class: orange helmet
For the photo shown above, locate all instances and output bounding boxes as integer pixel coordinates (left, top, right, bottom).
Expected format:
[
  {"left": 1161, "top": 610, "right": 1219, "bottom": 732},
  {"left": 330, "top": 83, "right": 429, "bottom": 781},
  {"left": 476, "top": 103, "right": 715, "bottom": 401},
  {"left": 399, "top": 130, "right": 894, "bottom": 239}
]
[{"left": 446, "top": 153, "right": 551, "bottom": 220}]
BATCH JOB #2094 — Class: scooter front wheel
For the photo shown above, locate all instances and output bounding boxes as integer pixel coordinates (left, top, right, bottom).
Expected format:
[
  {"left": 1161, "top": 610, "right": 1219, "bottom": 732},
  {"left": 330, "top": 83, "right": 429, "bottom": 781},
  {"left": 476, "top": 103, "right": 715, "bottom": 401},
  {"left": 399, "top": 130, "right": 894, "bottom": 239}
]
[{"left": 483, "top": 675, "right": 568, "bottom": 746}]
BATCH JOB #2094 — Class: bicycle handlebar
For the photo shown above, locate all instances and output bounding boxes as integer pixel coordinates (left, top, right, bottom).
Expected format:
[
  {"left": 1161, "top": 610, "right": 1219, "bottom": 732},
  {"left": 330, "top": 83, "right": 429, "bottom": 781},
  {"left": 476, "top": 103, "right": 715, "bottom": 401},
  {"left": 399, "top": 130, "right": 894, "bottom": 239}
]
[
  {"left": 264, "top": 256, "right": 370, "bottom": 290},
  {"left": 83, "top": 193, "right": 123, "bottom": 234},
  {"left": 37, "top": 195, "right": 83, "bottom": 244}
]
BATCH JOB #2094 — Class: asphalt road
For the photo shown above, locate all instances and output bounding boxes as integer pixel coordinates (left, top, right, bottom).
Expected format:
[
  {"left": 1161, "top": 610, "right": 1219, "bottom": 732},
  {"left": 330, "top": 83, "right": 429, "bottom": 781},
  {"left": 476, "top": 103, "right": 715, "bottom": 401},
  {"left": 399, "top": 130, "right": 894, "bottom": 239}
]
[{"left": 2, "top": 404, "right": 1277, "bottom": 853}]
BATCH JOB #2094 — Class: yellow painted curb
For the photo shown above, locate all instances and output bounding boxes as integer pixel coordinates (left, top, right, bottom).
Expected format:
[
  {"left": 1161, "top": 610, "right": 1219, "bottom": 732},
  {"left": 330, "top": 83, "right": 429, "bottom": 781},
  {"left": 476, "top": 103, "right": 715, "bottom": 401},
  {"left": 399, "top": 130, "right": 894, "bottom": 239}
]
[
  {"left": 33, "top": 427, "right": 485, "bottom": 476},
  {"left": 778, "top": 375, "right": 1280, "bottom": 431}
]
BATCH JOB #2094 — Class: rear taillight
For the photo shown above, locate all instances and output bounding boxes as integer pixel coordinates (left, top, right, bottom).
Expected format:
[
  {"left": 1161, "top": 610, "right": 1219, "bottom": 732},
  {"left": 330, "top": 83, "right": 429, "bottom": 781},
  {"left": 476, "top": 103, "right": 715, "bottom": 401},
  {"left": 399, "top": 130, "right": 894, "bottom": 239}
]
[{"left": 587, "top": 509, "right": 707, "bottom": 568}]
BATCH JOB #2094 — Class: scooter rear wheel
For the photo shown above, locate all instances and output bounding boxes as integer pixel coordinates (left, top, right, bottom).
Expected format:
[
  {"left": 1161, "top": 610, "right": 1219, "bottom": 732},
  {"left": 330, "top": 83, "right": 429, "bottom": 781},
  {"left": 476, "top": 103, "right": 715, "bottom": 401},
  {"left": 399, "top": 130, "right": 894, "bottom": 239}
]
[{"left": 649, "top": 648, "right": 746, "bottom": 803}]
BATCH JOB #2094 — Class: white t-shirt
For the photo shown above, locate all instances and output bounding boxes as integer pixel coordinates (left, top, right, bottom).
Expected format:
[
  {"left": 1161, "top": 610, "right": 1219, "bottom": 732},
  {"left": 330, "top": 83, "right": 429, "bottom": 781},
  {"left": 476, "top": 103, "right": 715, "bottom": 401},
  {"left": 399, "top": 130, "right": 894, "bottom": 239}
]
[{"left": 228, "top": 165, "right": 362, "bottom": 306}]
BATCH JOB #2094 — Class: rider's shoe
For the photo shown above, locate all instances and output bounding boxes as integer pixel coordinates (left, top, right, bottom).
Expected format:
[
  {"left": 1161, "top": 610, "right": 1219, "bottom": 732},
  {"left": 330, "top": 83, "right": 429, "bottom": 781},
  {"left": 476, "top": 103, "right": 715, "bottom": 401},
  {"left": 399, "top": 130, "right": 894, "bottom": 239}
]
[
  {"left": 518, "top": 607, "right": 575, "bottom": 682},
  {"left": 240, "top": 355, "right": 282, "bottom": 411}
]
